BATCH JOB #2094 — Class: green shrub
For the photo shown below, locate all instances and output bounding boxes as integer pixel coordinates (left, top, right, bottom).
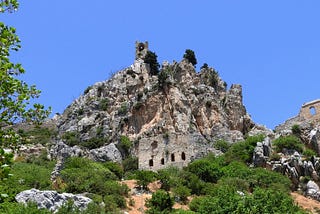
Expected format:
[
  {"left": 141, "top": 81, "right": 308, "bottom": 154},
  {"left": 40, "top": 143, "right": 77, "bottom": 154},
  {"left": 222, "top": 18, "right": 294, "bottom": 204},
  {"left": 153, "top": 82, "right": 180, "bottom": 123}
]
[
  {"left": 19, "top": 126, "right": 57, "bottom": 145},
  {"left": 291, "top": 124, "right": 301, "bottom": 136},
  {"left": 0, "top": 156, "right": 54, "bottom": 202},
  {"left": 183, "top": 49, "right": 197, "bottom": 66},
  {"left": 0, "top": 202, "right": 51, "bottom": 214},
  {"left": 225, "top": 135, "right": 265, "bottom": 163},
  {"left": 303, "top": 148, "right": 316, "bottom": 158},
  {"left": 60, "top": 157, "right": 117, "bottom": 194},
  {"left": 122, "top": 156, "right": 138, "bottom": 173},
  {"left": 118, "top": 103, "right": 128, "bottom": 115},
  {"left": 83, "top": 86, "right": 92, "bottom": 95},
  {"left": 273, "top": 135, "right": 303, "bottom": 153},
  {"left": 187, "top": 158, "right": 222, "bottom": 183},
  {"left": 146, "top": 190, "right": 174, "bottom": 214},
  {"left": 214, "top": 140, "right": 230, "bottom": 153},
  {"left": 98, "top": 98, "right": 109, "bottom": 111},
  {"left": 61, "top": 132, "right": 80, "bottom": 147},
  {"left": 104, "top": 161, "right": 124, "bottom": 179},
  {"left": 158, "top": 68, "right": 171, "bottom": 89},
  {"left": 135, "top": 170, "right": 157, "bottom": 190},
  {"left": 118, "top": 135, "right": 132, "bottom": 157},
  {"left": 144, "top": 51, "right": 160, "bottom": 75},
  {"left": 200, "top": 63, "right": 208, "bottom": 70},
  {"left": 189, "top": 186, "right": 306, "bottom": 214},
  {"left": 81, "top": 137, "right": 106, "bottom": 150},
  {"left": 173, "top": 185, "right": 191, "bottom": 204}
]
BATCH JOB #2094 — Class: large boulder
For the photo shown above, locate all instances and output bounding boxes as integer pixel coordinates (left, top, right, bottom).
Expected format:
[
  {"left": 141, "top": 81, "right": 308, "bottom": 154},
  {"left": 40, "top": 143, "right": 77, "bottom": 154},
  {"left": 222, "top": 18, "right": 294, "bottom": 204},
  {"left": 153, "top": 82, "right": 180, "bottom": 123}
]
[
  {"left": 253, "top": 137, "right": 272, "bottom": 167},
  {"left": 89, "top": 143, "right": 122, "bottom": 162},
  {"left": 15, "top": 189, "right": 92, "bottom": 213}
]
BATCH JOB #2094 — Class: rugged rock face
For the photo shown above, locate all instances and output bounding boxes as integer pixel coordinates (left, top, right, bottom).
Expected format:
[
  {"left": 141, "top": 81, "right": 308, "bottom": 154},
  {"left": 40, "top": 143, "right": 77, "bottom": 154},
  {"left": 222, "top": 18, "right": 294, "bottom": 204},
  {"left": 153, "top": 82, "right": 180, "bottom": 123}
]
[
  {"left": 15, "top": 189, "right": 92, "bottom": 213},
  {"left": 52, "top": 55, "right": 255, "bottom": 170}
]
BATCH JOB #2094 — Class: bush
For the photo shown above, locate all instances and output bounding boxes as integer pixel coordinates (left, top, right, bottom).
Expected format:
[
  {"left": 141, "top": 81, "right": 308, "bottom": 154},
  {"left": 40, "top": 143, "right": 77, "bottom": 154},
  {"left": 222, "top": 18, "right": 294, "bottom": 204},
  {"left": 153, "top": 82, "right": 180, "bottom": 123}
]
[
  {"left": 81, "top": 137, "right": 106, "bottom": 150},
  {"left": 144, "top": 51, "right": 160, "bottom": 75},
  {"left": 60, "top": 157, "right": 117, "bottom": 194},
  {"left": 146, "top": 190, "right": 174, "bottom": 214},
  {"left": 118, "top": 135, "right": 132, "bottom": 157},
  {"left": 1, "top": 159, "right": 54, "bottom": 202},
  {"left": 104, "top": 162, "right": 124, "bottom": 179},
  {"left": 303, "top": 148, "right": 316, "bottom": 158},
  {"left": 200, "top": 63, "right": 208, "bottom": 69},
  {"left": 187, "top": 158, "right": 222, "bottom": 183},
  {"left": 292, "top": 124, "right": 301, "bottom": 135},
  {"left": 98, "top": 98, "right": 109, "bottom": 111},
  {"left": 225, "top": 135, "right": 265, "bottom": 163},
  {"left": 183, "top": 49, "right": 197, "bottom": 66},
  {"left": 18, "top": 126, "right": 57, "bottom": 145},
  {"left": 273, "top": 135, "right": 303, "bottom": 153},
  {"left": 173, "top": 185, "right": 191, "bottom": 204},
  {"left": 214, "top": 140, "right": 230, "bottom": 153},
  {"left": 61, "top": 132, "right": 80, "bottom": 147},
  {"left": 122, "top": 156, "right": 138, "bottom": 173},
  {"left": 135, "top": 170, "right": 157, "bottom": 190},
  {"left": 0, "top": 202, "right": 51, "bottom": 214},
  {"left": 83, "top": 86, "right": 92, "bottom": 95},
  {"left": 118, "top": 103, "right": 128, "bottom": 115},
  {"left": 158, "top": 68, "right": 171, "bottom": 89}
]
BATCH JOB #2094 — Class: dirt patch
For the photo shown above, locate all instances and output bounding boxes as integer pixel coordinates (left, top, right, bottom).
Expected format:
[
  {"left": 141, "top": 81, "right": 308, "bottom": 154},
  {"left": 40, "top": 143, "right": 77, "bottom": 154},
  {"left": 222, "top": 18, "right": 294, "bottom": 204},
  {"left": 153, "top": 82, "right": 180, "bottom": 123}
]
[
  {"left": 292, "top": 192, "right": 320, "bottom": 213},
  {"left": 121, "top": 180, "right": 189, "bottom": 214}
]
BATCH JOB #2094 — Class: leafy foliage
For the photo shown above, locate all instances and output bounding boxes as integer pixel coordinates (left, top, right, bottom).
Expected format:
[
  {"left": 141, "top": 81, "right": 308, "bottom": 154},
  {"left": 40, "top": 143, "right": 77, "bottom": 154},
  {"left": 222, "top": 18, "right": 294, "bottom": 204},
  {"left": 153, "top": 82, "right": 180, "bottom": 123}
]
[
  {"left": 60, "top": 157, "right": 118, "bottom": 194},
  {"left": 135, "top": 170, "right": 157, "bottom": 190},
  {"left": 213, "top": 139, "right": 230, "bottom": 153},
  {"left": 146, "top": 190, "right": 174, "bottom": 214},
  {"left": 292, "top": 124, "right": 301, "bottom": 136},
  {"left": 158, "top": 68, "right": 171, "bottom": 89},
  {"left": 98, "top": 98, "right": 109, "bottom": 111},
  {"left": 225, "top": 134, "right": 265, "bottom": 163},
  {"left": 273, "top": 135, "right": 303, "bottom": 153},
  {"left": 183, "top": 49, "right": 197, "bottom": 66},
  {"left": 118, "top": 135, "right": 132, "bottom": 157},
  {"left": 144, "top": 51, "right": 160, "bottom": 75},
  {"left": 0, "top": 152, "right": 54, "bottom": 202},
  {"left": 18, "top": 126, "right": 57, "bottom": 145}
]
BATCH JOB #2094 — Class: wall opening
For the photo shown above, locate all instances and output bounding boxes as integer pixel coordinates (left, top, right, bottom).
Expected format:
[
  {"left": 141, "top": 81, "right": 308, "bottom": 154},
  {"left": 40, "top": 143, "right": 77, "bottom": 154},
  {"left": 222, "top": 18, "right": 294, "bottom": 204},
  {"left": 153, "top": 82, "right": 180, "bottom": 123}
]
[
  {"left": 149, "top": 159, "right": 153, "bottom": 167},
  {"left": 181, "top": 152, "right": 186, "bottom": 161},
  {"left": 171, "top": 154, "right": 175, "bottom": 162},
  {"left": 151, "top": 141, "right": 158, "bottom": 150},
  {"left": 161, "top": 158, "right": 165, "bottom": 165},
  {"left": 310, "top": 106, "right": 316, "bottom": 116}
]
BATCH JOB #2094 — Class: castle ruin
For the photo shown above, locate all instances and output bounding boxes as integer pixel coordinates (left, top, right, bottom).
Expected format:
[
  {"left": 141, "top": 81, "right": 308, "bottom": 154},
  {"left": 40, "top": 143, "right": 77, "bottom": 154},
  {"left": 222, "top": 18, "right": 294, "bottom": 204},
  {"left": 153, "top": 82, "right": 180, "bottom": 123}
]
[{"left": 299, "top": 99, "right": 320, "bottom": 121}]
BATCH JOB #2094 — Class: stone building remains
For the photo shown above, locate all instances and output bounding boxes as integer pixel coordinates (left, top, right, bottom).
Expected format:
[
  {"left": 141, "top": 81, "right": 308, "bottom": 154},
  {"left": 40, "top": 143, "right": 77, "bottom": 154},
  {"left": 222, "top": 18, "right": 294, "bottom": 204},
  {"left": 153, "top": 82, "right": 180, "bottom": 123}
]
[{"left": 299, "top": 99, "right": 320, "bottom": 121}]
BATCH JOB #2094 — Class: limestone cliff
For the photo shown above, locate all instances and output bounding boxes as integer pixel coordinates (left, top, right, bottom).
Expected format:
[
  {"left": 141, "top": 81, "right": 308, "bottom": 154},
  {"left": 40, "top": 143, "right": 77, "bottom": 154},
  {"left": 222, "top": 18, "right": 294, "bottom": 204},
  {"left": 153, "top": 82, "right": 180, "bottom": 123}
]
[{"left": 54, "top": 53, "right": 255, "bottom": 170}]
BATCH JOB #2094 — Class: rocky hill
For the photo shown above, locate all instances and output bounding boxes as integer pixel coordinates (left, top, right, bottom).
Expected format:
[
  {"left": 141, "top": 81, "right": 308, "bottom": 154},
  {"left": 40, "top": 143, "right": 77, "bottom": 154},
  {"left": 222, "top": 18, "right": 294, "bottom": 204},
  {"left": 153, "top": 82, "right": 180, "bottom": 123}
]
[{"left": 51, "top": 42, "right": 255, "bottom": 171}]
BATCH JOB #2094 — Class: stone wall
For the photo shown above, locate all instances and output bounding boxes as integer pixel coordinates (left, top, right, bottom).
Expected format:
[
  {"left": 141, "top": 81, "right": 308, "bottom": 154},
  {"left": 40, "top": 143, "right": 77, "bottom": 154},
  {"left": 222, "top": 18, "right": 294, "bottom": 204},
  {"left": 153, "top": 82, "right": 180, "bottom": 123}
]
[
  {"left": 135, "top": 41, "right": 148, "bottom": 60},
  {"left": 136, "top": 134, "right": 219, "bottom": 171},
  {"left": 299, "top": 99, "right": 320, "bottom": 121}
]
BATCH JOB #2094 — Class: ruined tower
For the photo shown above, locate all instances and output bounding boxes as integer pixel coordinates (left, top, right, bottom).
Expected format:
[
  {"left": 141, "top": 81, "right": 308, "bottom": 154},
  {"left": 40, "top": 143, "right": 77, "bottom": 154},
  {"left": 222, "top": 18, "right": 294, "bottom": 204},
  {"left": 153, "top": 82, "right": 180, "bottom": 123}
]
[{"left": 135, "top": 41, "right": 148, "bottom": 60}]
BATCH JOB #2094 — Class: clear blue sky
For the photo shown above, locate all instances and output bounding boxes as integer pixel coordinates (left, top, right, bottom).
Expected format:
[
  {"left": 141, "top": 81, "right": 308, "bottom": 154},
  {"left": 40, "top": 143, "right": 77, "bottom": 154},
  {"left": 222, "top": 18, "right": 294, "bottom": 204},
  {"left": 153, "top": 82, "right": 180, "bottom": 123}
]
[{"left": 2, "top": 1, "right": 320, "bottom": 129}]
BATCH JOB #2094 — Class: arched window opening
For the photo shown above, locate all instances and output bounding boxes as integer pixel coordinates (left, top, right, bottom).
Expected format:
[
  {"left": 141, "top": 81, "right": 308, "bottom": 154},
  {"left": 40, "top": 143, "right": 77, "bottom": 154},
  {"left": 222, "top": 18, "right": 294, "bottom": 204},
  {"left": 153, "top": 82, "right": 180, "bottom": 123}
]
[
  {"left": 181, "top": 152, "right": 186, "bottom": 161},
  {"left": 310, "top": 106, "right": 316, "bottom": 116},
  {"left": 171, "top": 154, "right": 175, "bottom": 162},
  {"left": 149, "top": 159, "right": 153, "bottom": 167},
  {"left": 161, "top": 158, "right": 165, "bottom": 165}
]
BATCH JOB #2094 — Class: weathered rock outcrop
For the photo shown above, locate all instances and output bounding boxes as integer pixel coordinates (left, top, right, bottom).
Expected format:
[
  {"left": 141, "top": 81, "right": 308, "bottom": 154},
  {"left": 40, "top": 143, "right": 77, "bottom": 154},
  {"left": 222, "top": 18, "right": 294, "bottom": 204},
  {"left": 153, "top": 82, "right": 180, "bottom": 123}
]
[
  {"left": 51, "top": 46, "right": 255, "bottom": 170},
  {"left": 15, "top": 189, "right": 92, "bottom": 213}
]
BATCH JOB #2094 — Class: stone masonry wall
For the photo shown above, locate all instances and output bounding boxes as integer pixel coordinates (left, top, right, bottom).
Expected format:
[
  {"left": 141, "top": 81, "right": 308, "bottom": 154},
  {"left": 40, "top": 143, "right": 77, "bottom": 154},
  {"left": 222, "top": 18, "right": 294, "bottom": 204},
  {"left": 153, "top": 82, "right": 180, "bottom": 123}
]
[{"left": 299, "top": 99, "right": 320, "bottom": 121}]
